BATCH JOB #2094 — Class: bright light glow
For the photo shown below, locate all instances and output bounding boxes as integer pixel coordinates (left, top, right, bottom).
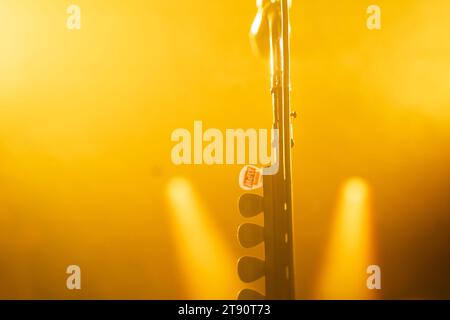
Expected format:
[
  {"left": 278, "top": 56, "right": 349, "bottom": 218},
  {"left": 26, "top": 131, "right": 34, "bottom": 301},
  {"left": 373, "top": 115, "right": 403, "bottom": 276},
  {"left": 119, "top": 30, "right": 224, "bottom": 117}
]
[
  {"left": 315, "top": 177, "right": 376, "bottom": 299},
  {"left": 250, "top": 11, "right": 263, "bottom": 36},
  {"left": 0, "top": 4, "right": 27, "bottom": 91},
  {"left": 166, "top": 177, "right": 238, "bottom": 299}
]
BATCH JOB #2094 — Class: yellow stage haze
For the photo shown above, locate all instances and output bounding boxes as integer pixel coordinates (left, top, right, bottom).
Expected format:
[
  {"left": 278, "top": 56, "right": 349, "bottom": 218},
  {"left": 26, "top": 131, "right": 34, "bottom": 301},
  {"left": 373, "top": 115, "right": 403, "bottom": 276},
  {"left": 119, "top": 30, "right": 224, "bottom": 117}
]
[
  {"left": 166, "top": 177, "right": 238, "bottom": 299},
  {"left": 316, "top": 178, "right": 376, "bottom": 299}
]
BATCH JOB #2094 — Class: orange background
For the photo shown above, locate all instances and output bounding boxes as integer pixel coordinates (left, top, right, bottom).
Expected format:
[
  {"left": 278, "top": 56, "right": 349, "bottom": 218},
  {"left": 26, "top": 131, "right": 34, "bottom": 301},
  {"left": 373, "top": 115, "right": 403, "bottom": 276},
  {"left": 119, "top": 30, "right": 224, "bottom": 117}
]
[{"left": 0, "top": 0, "right": 449, "bottom": 299}]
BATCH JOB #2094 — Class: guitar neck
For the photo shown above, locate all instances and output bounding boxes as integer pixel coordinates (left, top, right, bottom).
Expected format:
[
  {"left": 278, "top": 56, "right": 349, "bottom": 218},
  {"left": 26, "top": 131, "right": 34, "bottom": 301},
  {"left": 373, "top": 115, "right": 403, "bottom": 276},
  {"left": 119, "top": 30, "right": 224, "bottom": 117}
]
[
  {"left": 237, "top": 0, "right": 295, "bottom": 301},
  {"left": 265, "top": 0, "right": 295, "bottom": 300}
]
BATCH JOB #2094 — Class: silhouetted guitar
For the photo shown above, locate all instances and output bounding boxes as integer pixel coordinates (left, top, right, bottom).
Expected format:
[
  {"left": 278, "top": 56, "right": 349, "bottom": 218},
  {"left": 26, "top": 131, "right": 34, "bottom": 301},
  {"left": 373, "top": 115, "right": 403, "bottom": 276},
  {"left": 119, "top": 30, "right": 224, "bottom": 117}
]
[{"left": 237, "top": 0, "right": 296, "bottom": 300}]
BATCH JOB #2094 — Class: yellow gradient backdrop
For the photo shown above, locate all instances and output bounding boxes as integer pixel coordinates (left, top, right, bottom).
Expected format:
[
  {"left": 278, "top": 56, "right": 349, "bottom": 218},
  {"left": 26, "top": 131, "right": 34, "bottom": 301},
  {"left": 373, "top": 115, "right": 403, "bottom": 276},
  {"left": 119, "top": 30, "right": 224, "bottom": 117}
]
[{"left": 1, "top": 0, "right": 450, "bottom": 299}]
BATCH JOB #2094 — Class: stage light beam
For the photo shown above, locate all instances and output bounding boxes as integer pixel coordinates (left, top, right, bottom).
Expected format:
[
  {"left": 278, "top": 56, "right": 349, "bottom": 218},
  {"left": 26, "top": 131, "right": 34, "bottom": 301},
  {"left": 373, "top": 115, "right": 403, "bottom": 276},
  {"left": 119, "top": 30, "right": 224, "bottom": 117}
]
[
  {"left": 166, "top": 177, "right": 237, "bottom": 299},
  {"left": 316, "top": 177, "right": 376, "bottom": 299}
]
